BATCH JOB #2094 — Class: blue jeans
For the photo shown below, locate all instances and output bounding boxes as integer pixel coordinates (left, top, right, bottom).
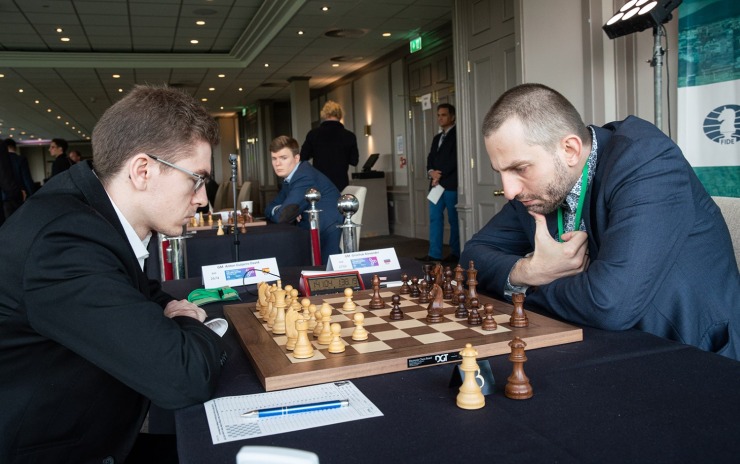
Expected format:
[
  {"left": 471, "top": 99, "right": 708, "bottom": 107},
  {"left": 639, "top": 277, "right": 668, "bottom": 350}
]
[{"left": 428, "top": 189, "right": 459, "bottom": 259}]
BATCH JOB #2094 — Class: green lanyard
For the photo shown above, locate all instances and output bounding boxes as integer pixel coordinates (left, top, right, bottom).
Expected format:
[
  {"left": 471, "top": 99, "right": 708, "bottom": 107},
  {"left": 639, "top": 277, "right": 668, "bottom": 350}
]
[{"left": 557, "top": 162, "right": 589, "bottom": 243}]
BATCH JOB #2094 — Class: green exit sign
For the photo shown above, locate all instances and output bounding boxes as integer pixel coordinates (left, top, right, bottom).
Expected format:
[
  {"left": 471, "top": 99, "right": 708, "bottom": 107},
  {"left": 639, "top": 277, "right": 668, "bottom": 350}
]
[{"left": 409, "top": 37, "right": 422, "bottom": 53}]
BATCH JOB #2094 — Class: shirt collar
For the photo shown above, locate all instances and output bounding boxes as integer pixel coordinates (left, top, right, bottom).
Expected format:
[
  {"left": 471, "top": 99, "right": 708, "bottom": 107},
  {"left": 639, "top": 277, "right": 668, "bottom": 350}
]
[
  {"left": 563, "top": 126, "right": 598, "bottom": 214},
  {"left": 107, "top": 193, "right": 151, "bottom": 271},
  {"left": 285, "top": 161, "right": 301, "bottom": 183}
]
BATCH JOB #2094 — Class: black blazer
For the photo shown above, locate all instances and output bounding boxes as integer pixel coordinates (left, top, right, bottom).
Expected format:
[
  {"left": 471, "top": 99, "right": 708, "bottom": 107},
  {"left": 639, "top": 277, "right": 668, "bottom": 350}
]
[
  {"left": 426, "top": 125, "right": 458, "bottom": 190},
  {"left": 0, "top": 161, "right": 227, "bottom": 463},
  {"left": 301, "top": 120, "right": 359, "bottom": 191}
]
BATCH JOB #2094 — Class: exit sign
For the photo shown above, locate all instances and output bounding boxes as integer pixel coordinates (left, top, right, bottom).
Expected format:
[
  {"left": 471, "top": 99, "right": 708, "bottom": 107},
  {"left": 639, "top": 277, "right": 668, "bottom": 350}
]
[{"left": 409, "top": 37, "right": 422, "bottom": 53}]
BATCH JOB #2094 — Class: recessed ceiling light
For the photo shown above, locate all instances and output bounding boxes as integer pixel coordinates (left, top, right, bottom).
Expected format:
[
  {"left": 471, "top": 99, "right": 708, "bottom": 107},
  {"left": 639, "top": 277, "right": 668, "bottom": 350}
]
[
  {"left": 196, "top": 20, "right": 206, "bottom": 26},
  {"left": 47, "top": 108, "right": 52, "bottom": 112},
  {"left": 218, "top": 74, "right": 225, "bottom": 78},
  {"left": 65, "top": 122, "right": 69, "bottom": 125},
  {"left": 298, "top": 30, "right": 304, "bottom": 35},
  {"left": 35, "top": 100, "right": 40, "bottom": 104},
  {"left": 112, "top": 74, "right": 120, "bottom": 78},
  {"left": 21, "top": 131, "right": 26, "bottom": 135},
  {"left": 238, "top": 87, "right": 243, "bottom": 91},
  {"left": 382, "top": 32, "right": 391, "bottom": 37},
  {"left": 118, "top": 88, "right": 123, "bottom": 92},
  {"left": 332, "top": 63, "right": 339, "bottom": 67},
  {"left": 201, "top": 98, "right": 207, "bottom": 102},
  {"left": 60, "top": 37, "right": 70, "bottom": 42},
  {"left": 220, "top": 106, "right": 224, "bottom": 110},
  {"left": 56, "top": 28, "right": 63, "bottom": 33},
  {"left": 57, "top": 116, "right": 61, "bottom": 119},
  {"left": 322, "top": 6, "right": 330, "bottom": 12},
  {"left": 0, "top": 74, "right": 4, "bottom": 78},
  {"left": 208, "top": 87, "right": 215, "bottom": 91},
  {"left": 190, "top": 39, "right": 199, "bottom": 44},
  {"left": 264, "top": 63, "right": 269, "bottom": 67},
  {"left": 18, "top": 89, "right": 23, "bottom": 93},
  {"left": 72, "top": 126, "right": 75, "bottom": 129}
]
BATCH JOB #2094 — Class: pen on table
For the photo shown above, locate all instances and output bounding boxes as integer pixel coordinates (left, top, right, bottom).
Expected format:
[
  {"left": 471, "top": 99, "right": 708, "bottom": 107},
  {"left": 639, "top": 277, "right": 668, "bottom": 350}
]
[{"left": 241, "top": 399, "right": 349, "bottom": 419}]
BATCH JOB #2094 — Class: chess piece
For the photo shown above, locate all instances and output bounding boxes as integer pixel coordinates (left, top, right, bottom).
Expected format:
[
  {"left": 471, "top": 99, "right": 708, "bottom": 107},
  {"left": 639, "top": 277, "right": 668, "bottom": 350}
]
[
  {"left": 466, "top": 261, "right": 478, "bottom": 306},
  {"left": 217, "top": 219, "right": 224, "bottom": 235},
  {"left": 443, "top": 267, "right": 454, "bottom": 300},
  {"left": 389, "top": 294, "right": 404, "bottom": 320},
  {"left": 342, "top": 288, "right": 356, "bottom": 312},
  {"left": 467, "top": 297, "right": 482, "bottom": 326},
  {"left": 301, "top": 298, "right": 311, "bottom": 321},
  {"left": 317, "top": 304, "right": 334, "bottom": 345},
  {"left": 453, "top": 264, "right": 465, "bottom": 305},
  {"left": 481, "top": 303, "right": 498, "bottom": 331},
  {"left": 456, "top": 343, "right": 485, "bottom": 410},
  {"left": 422, "top": 263, "right": 434, "bottom": 287},
  {"left": 285, "top": 304, "right": 301, "bottom": 351},
  {"left": 327, "top": 323, "right": 346, "bottom": 353},
  {"left": 409, "top": 276, "right": 421, "bottom": 298},
  {"left": 207, "top": 212, "right": 213, "bottom": 226},
  {"left": 433, "top": 263, "right": 444, "bottom": 287},
  {"left": 400, "top": 274, "right": 410, "bottom": 295},
  {"left": 308, "top": 304, "right": 318, "bottom": 331},
  {"left": 292, "top": 319, "right": 315, "bottom": 359},
  {"left": 454, "top": 293, "right": 468, "bottom": 319},
  {"left": 510, "top": 292, "right": 529, "bottom": 327},
  {"left": 369, "top": 275, "right": 385, "bottom": 309},
  {"left": 426, "top": 284, "right": 445, "bottom": 323},
  {"left": 505, "top": 337, "right": 533, "bottom": 400},
  {"left": 418, "top": 279, "right": 429, "bottom": 304},
  {"left": 351, "top": 313, "right": 368, "bottom": 341},
  {"left": 257, "top": 282, "right": 268, "bottom": 318},
  {"left": 271, "top": 288, "right": 288, "bottom": 335}
]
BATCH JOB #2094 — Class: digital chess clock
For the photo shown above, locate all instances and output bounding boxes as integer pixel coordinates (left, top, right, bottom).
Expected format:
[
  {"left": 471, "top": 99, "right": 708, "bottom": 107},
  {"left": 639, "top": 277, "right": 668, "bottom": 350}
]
[{"left": 299, "top": 270, "right": 365, "bottom": 296}]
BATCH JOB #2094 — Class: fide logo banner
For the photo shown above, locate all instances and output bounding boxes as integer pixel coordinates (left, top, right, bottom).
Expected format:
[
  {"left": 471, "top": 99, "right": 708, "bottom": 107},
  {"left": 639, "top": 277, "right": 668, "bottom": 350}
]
[{"left": 703, "top": 104, "right": 740, "bottom": 145}]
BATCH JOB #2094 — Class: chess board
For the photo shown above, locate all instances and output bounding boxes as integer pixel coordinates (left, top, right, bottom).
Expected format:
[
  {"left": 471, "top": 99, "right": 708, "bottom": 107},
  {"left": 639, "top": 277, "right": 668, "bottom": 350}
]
[{"left": 225, "top": 289, "right": 583, "bottom": 391}]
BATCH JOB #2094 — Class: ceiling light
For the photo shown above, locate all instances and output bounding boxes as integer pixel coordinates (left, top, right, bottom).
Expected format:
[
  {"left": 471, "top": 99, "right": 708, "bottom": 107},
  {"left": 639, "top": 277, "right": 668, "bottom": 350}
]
[
  {"left": 298, "top": 30, "right": 304, "bottom": 35},
  {"left": 112, "top": 74, "right": 120, "bottom": 78},
  {"left": 18, "top": 89, "right": 23, "bottom": 93},
  {"left": 218, "top": 74, "right": 225, "bottom": 78},
  {"left": 208, "top": 87, "right": 215, "bottom": 91},
  {"left": 47, "top": 108, "right": 52, "bottom": 112},
  {"left": 57, "top": 116, "right": 61, "bottom": 119},
  {"left": 65, "top": 122, "right": 69, "bottom": 125},
  {"left": 264, "top": 63, "right": 269, "bottom": 67},
  {"left": 201, "top": 98, "right": 207, "bottom": 102},
  {"left": 60, "top": 37, "right": 70, "bottom": 42},
  {"left": 220, "top": 106, "right": 224, "bottom": 110},
  {"left": 332, "top": 63, "right": 339, "bottom": 67},
  {"left": 118, "top": 88, "right": 123, "bottom": 92},
  {"left": 21, "top": 131, "right": 26, "bottom": 135},
  {"left": 322, "top": 6, "right": 330, "bottom": 11},
  {"left": 72, "top": 126, "right": 75, "bottom": 129},
  {"left": 35, "top": 100, "right": 40, "bottom": 104},
  {"left": 56, "top": 28, "right": 63, "bottom": 33},
  {"left": 382, "top": 32, "right": 391, "bottom": 37},
  {"left": 0, "top": 74, "right": 4, "bottom": 78},
  {"left": 196, "top": 20, "right": 206, "bottom": 26},
  {"left": 191, "top": 39, "right": 199, "bottom": 44},
  {"left": 238, "top": 87, "right": 243, "bottom": 91}
]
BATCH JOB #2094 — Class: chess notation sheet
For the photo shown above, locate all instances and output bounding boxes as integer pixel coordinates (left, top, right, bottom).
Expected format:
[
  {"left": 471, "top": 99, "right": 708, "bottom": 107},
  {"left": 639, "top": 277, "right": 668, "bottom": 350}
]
[{"left": 203, "top": 381, "right": 383, "bottom": 444}]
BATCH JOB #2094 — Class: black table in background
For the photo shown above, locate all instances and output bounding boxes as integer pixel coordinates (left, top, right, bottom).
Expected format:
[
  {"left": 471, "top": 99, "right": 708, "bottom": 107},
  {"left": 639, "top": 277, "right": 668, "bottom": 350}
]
[
  {"left": 146, "top": 223, "right": 311, "bottom": 280},
  {"left": 165, "top": 259, "right": 740, "bottom": 464}
]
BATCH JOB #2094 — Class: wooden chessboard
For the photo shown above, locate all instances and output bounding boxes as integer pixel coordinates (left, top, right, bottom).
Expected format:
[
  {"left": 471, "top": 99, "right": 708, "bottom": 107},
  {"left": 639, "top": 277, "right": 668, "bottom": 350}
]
[{"left": 225, "top": 289, "right": 583, "bottom": 391}]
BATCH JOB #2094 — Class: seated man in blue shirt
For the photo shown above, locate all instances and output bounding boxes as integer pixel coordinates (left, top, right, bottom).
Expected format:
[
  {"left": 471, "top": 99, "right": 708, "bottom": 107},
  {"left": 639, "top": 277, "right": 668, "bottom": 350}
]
[{"left": 265, "top": 135, "right": 343, "bottom": 264}]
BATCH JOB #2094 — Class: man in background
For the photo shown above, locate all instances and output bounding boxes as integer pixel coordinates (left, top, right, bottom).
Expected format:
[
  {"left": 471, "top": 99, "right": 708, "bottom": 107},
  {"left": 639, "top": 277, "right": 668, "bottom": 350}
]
[
  {"left": 267, "top": 135, "right": 343, "bottom": 264},
  {"left": 461, "top": 83, "right": 739, "bottom": 359},
  {"left": 68, "top": 149, "right": 82, "bottom": 164},
  {"left": 49, "top": 137, "right": 70, "bottom": 178},
  {"left": 0, "top": 85, "right": 227, "bottom": 463},
  {"left": 301, "top": 100, "right": 359, "bottom": 192},
  {"left": 4, "top": 138, "right": 35, "bottom": 200},
  {"left": 419, "top": 103, "right": 459, "bottom": 265}
]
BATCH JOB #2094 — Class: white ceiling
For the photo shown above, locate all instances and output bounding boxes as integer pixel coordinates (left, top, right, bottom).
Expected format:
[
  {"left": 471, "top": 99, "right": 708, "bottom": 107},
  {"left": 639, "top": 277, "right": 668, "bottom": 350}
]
[{"left": 0, "top": 0, "right": 452, "bottom": 143}]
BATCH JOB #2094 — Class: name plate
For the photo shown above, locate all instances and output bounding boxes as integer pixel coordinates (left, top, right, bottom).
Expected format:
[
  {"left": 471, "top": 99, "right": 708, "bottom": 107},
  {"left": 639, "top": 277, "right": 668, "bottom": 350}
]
[
  {"left": 326, "top": 248, "right": 400, "bottom": 274},
  {"left": 202, "top": 258, "right": 280, "bottom": 289}
]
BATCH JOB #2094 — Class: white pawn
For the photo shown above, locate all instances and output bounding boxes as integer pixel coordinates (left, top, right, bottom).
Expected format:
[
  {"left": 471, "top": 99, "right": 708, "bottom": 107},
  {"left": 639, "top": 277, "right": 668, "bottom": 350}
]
[
  {"left": 307, "top": 304, "right": 318, "bottom": 331},
  {"left": 327, "top": 323, "right": 345, "bottom": 353},
  {"left": 292, "top": 319, "right": 315, "bottom": 359},
  {"left": 317, "top": 303, "right": 334, "bottom": 345},
  {"left": 342, "top": 288, "right": 356, "bottom": 312},
  {"left": 351, "top": 313, "right": 368, "bottom": 341}
]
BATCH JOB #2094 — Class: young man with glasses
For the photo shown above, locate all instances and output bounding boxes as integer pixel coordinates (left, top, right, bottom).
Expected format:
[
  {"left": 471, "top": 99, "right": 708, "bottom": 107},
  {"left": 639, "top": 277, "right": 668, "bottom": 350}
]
[{"left": 0, "top": 85, "right": 227, "bottom": 463}]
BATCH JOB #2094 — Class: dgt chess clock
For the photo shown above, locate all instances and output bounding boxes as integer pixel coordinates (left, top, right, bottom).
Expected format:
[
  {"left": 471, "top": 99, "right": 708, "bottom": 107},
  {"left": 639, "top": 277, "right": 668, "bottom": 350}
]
[{"left": 299, "top": 270, "right": 365, "bottom": 296}]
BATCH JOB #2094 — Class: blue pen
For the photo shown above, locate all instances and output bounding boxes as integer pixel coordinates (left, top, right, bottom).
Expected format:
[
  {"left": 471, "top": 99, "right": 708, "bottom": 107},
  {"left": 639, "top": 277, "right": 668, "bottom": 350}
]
[{"left": 241, "top": 399, "right": 349, "bottom": 419}]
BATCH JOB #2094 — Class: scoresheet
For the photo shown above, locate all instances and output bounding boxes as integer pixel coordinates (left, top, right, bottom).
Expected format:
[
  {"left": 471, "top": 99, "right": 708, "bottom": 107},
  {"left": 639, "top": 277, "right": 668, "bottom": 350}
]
[{"left": 203, "top": 381, "right": 383, "bottom": 444}]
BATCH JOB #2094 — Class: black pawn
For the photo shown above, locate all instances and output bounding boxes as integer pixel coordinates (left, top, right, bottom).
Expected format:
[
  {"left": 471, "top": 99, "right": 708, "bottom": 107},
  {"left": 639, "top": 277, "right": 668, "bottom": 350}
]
[
  {"left": 481, "top": 303, "right": 498, "bottom": 331},
  {"left": 400, "top": 274, "right": 410, "bottom": 295},
  {"left": 467, "top": 297, "right": 482, "bottom": 325},
  {"left": 454, "top": 293, "right": 468, "bottom": 319},
  {"left": 418, "top": 279, "right": 429, "bottom": 304},
  {"left": 389, "top": 294, "right": 404, "bottom": 320},
  {"left": 410, "top": 276, "right": 421, "bottom": 298}
]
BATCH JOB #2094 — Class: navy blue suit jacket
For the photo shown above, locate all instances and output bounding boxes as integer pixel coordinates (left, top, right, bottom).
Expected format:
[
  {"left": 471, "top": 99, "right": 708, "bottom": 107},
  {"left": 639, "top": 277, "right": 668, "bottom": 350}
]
[
  {"left": 265, "top": 161, "right": 343, "bottom": 262},
  {"left": 426, "top": 125, "right": 458, "bottom": 190},
  {"left": 461, "top": 116, "right": 740, "bottom": 359},
  {"left": 301, "top": 120, "right": 359, "bottom": 191}
]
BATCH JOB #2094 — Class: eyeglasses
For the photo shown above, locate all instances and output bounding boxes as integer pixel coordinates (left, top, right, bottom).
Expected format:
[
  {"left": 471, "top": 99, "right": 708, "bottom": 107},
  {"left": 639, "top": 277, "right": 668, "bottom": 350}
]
[{"left": 146, "top": 153, "right": 207, "bottom": 193}]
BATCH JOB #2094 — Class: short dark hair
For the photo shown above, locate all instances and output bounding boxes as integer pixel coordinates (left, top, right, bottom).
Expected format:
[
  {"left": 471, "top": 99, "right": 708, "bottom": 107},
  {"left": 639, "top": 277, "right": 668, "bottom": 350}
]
[
  {"left": 4, "top": 138, "right": 17, "bottom": 150},
  {"left": 51, "top": 138, "right": 68, "bottom": 152},
  {"left": 481, "top": 83, "right": 590, "bottom": 150},
  {"left": 92, "top": 85, "right": 220, "bottom": 183},
  {"left": 438, "top": 103, "right": 456, "bottom": 116},
  {"left": 269, "top": 135, "right": 300, "bottom": 156}
]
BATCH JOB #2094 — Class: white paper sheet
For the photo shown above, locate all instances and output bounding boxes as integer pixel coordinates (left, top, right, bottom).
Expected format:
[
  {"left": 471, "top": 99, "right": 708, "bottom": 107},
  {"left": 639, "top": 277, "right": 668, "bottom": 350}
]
[
  {"left": 427, "top": 184, "right": 444, "bottom": 204},
  {"left": 203, "top": 381, "right": 383, "bottom": 444}
]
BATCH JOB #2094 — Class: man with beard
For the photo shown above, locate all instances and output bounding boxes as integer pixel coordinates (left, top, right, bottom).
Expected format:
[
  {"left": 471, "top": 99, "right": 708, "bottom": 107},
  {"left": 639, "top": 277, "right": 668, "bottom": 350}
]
[{"left": 460, "top": 83, "right": 739, "bottom": 360}]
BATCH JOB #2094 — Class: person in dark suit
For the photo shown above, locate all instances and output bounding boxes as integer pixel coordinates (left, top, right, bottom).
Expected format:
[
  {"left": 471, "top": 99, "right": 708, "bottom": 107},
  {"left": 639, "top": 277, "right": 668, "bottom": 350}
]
[
  {"left": 4, "top": 138, "right": 36, "bottom": 200},
  {"left": 419, "top": 103, "right": 460, "bottom": 264},
  {"left": 461, "top": 83, "right": 740, "bottom": 359},
  {"left": 266, "top": 135, "right": 343, "bottom": 265},
  {"left": 0, "top": 85, "right": 227, "bottom": 463},
  {"left": 0, "top": 140, "right": 23, "bottom": 225},
  {"left": 49, "top": 137, "right": 71, "bottom": 178},
  {"left": 300, "top": 100, "right": 359, "bottom": 192}
]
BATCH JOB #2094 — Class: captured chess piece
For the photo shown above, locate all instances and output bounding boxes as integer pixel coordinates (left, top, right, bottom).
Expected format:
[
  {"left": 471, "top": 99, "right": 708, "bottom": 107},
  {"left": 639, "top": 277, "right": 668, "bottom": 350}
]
[
  {"left": 481, "top": 303, "right": 498, "bottom": 331},
  {"left": 456, "top": 343, "right": 485, "bottom": 410},
  {"left": 292, "top": 319, "right": 315, "bottom": 359},
  {"left": 351, "top": 313, "right": 368, "bottom": 341},
  {"left": 505, "top": 337, "right": 533, "bottom": 400},
  {"left": 342, "top": 288, "right": 357, "bottom": 312},
  {"left": 389, "top": 294, "right": 404, "bottom": 320},
  {"left": 510, "top": 292, "right": 529, "bottom": 327},
  {"left": 328, "top": 323, "right": 346, "bottom": 353}
]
